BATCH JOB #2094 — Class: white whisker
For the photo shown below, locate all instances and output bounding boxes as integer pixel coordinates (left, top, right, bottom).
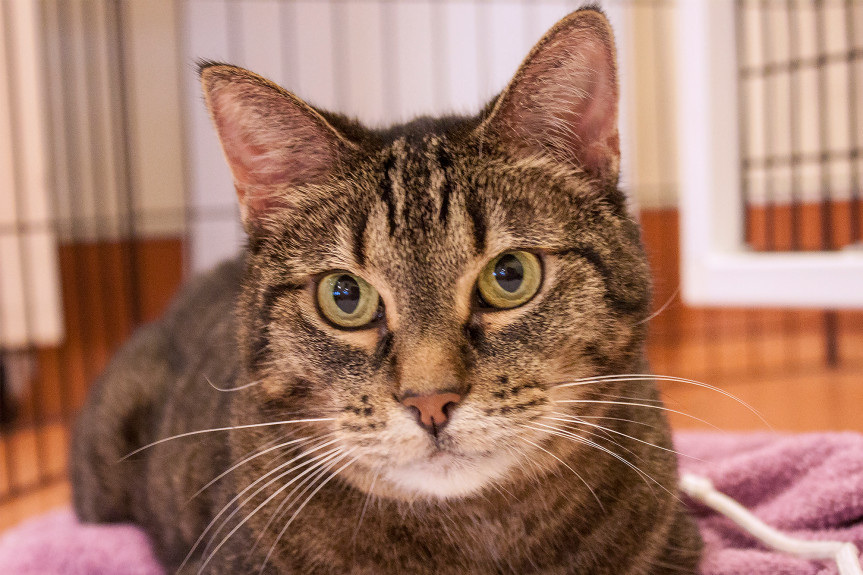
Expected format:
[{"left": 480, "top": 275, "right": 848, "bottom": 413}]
[
  {"left": 179, "top": 438, "right": 341, "bottom": 573},
  {"left": 566, "top": 414, "right": 658, "bottom": 428},
  {"left": 570, "top": 424, "right": 642, "bottom": 460},
  {"left": 251, "top": 451, "right": 347, "bottom": 553},
  {"left": 200, "top": 445, "right": 342, "bottom": 555},
  {"left": 503, "top": 442, "right": 542, "bottom": 483},
  {"left": 552, "top": 399, "right": 719, "bottom": 429},
  {"left": 543, "top": 413, "right": 700, "bottom": 461},
  {"left": 186, "top": 433, "right": 334, "bottom": 504},
  {"left": 258, "top": 453, "right": 359, "bottom": 575},
  {"left": 589, "top": 391, "right": 664, "bottom": 405},
  {"left": 518, "top": 434, "right": 603, "bottom": 511},
  {"left": 121, "top": 417, "right": 335, "bottom": 461},
  {"left": 524, "top": 422, "right": 674, "bottom": 500},
  {"left": 352, "top": 468, "right": 380, "bottom": 548},
  {"left": 206, "top": 375, "right": 265, "bottom": 392},
  {"left": 198, "top": 448, "right": 347, "bottom": 574},
  {"left": 552, "top": 374, "right": 770, "bottom": 428},
  {"left": 635, "top": 285, "right": 680, "bottom": 326}
]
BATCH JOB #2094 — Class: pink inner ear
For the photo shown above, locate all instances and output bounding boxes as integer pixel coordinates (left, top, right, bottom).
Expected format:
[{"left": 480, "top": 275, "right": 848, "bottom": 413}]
[
  {"left": 222, "top": 133, "right": 291, "bottom": 187},
  {"left": 562, "top": 40, "right": 619, "bottom": 177},
  {"left": 216, "top": 118, "right": 294, "bottom": 216},
  {"left": 205, "top": 75, "right": 339, "bottom": 221},
  {"left": 493, "top": 22, "right": 620, "bottom": 181},
  {"left": 213, "top": 110, "right": 291, "bottom": 217}
]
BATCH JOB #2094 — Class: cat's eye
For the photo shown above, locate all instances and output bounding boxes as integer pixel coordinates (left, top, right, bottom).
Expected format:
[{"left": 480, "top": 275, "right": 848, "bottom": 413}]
[
  {"left": 317, "top": 273, "right": 382, "bottom": 328},
  {"left": 476, "top": 251, "right": 542, "bottom": 310}
]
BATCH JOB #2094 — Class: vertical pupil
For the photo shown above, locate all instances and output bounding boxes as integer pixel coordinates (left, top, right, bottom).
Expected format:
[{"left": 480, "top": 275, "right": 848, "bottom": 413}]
[
  {"left": 333, "top": 275, "right": 361, "bottom": 314},
  {"left": 493, "top": 254, "right": 524, "bottom": 293}
]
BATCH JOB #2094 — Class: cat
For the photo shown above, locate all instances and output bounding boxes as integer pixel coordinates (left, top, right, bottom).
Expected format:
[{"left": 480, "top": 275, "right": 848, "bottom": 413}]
[{"left": 72, "top": 8, "right": 702, "bottom": 574}]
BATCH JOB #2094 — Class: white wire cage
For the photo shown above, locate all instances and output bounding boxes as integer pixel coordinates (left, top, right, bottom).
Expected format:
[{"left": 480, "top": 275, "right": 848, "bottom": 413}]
[{"left": 679, "top": 0, "right": 863, "bottom": 309}]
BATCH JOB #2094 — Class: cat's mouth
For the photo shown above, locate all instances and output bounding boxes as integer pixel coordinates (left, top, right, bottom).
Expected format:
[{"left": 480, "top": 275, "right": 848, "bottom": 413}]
[
  {"left": 353, "top": 431, "right": 521, "bottom": 500},
  {"left": 382, "top": 448, "right": 518, "bottom": 499},
  {"left": 336, "top": 402, "right": 530, "bottom": 499},
  {"left": 424, "top": 437, "right": 497, "bottom": 461},
  {"left": 426, "top": 445, "right": 462, "bottom": 463}
]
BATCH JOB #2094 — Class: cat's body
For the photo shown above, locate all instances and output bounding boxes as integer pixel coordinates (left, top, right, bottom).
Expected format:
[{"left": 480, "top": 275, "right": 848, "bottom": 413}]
[{"left": 73, "top": 9, "right": 701, "bottom": 574}]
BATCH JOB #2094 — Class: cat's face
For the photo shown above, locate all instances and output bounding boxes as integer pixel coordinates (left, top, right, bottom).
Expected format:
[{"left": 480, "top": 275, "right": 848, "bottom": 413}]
[{"left": 202, "top": 9, "right": 650, "bottom": 501}]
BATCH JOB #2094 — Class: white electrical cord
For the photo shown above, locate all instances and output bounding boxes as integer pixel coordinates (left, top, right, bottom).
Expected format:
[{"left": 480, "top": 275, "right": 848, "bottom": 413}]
[{"left": 680, "top": 473, "right": 863, "bottom": 575}]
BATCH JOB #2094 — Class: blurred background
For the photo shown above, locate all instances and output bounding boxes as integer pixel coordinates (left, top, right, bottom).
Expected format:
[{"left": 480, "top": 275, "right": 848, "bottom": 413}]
[{"left": 0, "top": 0, "right": 861, "bottom": 529}]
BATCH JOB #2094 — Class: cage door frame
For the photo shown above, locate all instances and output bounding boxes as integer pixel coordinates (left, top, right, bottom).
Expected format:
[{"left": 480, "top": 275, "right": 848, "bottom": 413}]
[{"left": 677, "top": 0, "right": 863, "bottom": 309}]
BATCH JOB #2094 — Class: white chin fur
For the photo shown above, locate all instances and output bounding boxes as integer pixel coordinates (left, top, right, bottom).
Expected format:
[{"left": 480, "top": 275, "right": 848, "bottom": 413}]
[{"left": 382, "top": 452, "right": 516, "bottom": 499}]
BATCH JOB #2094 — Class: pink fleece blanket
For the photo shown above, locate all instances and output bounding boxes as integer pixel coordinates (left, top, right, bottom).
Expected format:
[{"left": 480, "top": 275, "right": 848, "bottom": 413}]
[{"left": 2, "top": 432, "right": 862, "bottom": 574}]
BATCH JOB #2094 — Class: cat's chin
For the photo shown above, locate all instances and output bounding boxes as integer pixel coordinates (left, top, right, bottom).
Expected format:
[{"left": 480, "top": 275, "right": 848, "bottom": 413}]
[{"left": 358, "top": 450, "right": 519, "bottom": 501}]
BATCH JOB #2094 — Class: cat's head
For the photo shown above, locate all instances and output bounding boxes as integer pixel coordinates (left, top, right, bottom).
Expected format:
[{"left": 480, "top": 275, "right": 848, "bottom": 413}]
[{"left": 201, "top": 8, "right": 651, "bottom": 501}]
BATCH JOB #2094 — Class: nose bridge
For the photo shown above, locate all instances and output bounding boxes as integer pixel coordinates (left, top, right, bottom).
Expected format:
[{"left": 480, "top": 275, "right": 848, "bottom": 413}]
[
  {"left": 396, "top": 330, "right": 468, "bottom": 435},
  {"left": 396, "top": 333, "right": 464, "bottom": 397},
  {"left": 389, "top": 242, "right": 468, "bottom": 396}
]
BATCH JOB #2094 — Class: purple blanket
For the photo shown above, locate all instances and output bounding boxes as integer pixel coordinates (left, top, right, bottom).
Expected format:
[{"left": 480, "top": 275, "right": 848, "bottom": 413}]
[
  {"left": 2, "top": 432, "right": 861, "bottom": 574},
  {"left": 677, "top": 432, "right": 863, "bottom": 574}
]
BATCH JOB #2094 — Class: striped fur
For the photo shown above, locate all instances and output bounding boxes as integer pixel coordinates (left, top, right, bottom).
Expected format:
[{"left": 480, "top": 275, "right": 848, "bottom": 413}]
[{"left": 72, "top": 8, "right": 701, "bottom": 574}]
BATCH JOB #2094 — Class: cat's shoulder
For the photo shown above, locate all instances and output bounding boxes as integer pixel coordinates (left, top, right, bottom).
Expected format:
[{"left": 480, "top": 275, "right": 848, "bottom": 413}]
[
  {"left": 168, "top": 255, "right": 243, "bottom": 312},
  {"left": 159, "top": 255, "right": 243, "bottom": 328}
]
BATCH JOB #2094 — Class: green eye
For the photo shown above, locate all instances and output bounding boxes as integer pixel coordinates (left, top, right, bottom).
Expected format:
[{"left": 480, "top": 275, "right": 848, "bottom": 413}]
[
  {"left": 317, "top": 273, "right": 382, "bottom": 328},
  {"left": 477, "top": 251, "right": 542, "bottom": 310}
]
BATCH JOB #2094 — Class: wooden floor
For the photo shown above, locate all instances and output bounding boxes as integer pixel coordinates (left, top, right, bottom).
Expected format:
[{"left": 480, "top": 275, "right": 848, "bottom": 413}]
[
  {"left": 0, "top": 480, "right": 69, "bottom": 532},
  {"left": 0, "top": 422, "right": 69, "bottom": 531},
  {"left": 661, "top": 366, "right": 863, "bottom": 432}
]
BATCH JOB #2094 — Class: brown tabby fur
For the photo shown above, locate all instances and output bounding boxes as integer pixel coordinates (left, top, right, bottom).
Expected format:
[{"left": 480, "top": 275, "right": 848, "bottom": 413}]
[{"left": 72, "top": 8, "right": 702, "bottom": 574}]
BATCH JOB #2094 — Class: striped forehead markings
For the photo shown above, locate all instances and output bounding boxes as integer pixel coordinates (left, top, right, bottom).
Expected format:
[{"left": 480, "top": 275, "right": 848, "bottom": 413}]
[
  {"left": 352, "top": 213, "right": 368, "bottom": 267},
  {"left": 379, "top": 150, "right": 398, "bottom": 236},
  {"left": 433, "top": 139, "right": 453, "bottom": 225},
  {"left": 428, "top": 137, "right": 485, "bottom": 254},
  {"left": 374, "top": 136, "right": 485, "bottom": 254},
  {"left": 465, "top": 191, "right": 487, "bottom": 255}
]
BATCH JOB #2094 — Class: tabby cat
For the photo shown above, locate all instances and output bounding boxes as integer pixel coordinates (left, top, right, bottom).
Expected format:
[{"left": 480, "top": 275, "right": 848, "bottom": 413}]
[{"left": 72, "top": 8, "right": 702, "bottom": 574}]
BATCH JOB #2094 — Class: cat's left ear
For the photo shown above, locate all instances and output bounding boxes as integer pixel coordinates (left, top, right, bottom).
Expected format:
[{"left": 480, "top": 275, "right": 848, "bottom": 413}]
[
  {"left": 200, "top": 63, "right": 353, "bottom": 229},
  {"left": 478, "top": 9, "right": 620, "bottom": 183}
]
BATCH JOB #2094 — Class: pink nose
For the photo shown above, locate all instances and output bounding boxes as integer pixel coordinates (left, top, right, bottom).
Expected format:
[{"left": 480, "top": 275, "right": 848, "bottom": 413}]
[{"left": 400, "top": 392, "right": 462, "bottom": 432}]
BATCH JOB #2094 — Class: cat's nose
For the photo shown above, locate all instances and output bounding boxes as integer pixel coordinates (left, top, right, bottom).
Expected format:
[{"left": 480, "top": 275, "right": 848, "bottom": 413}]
[{"left": 400, "top": 391, "right": 462, "bottom": 434}]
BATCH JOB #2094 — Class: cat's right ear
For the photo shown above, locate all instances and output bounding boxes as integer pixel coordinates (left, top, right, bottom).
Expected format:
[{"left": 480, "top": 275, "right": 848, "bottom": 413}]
[
  {"left": 476, "top": 9, "right": 620, "bottom": 184},
  {"left": 199, "top": 62, "right": 353, "bottom": 230}
]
